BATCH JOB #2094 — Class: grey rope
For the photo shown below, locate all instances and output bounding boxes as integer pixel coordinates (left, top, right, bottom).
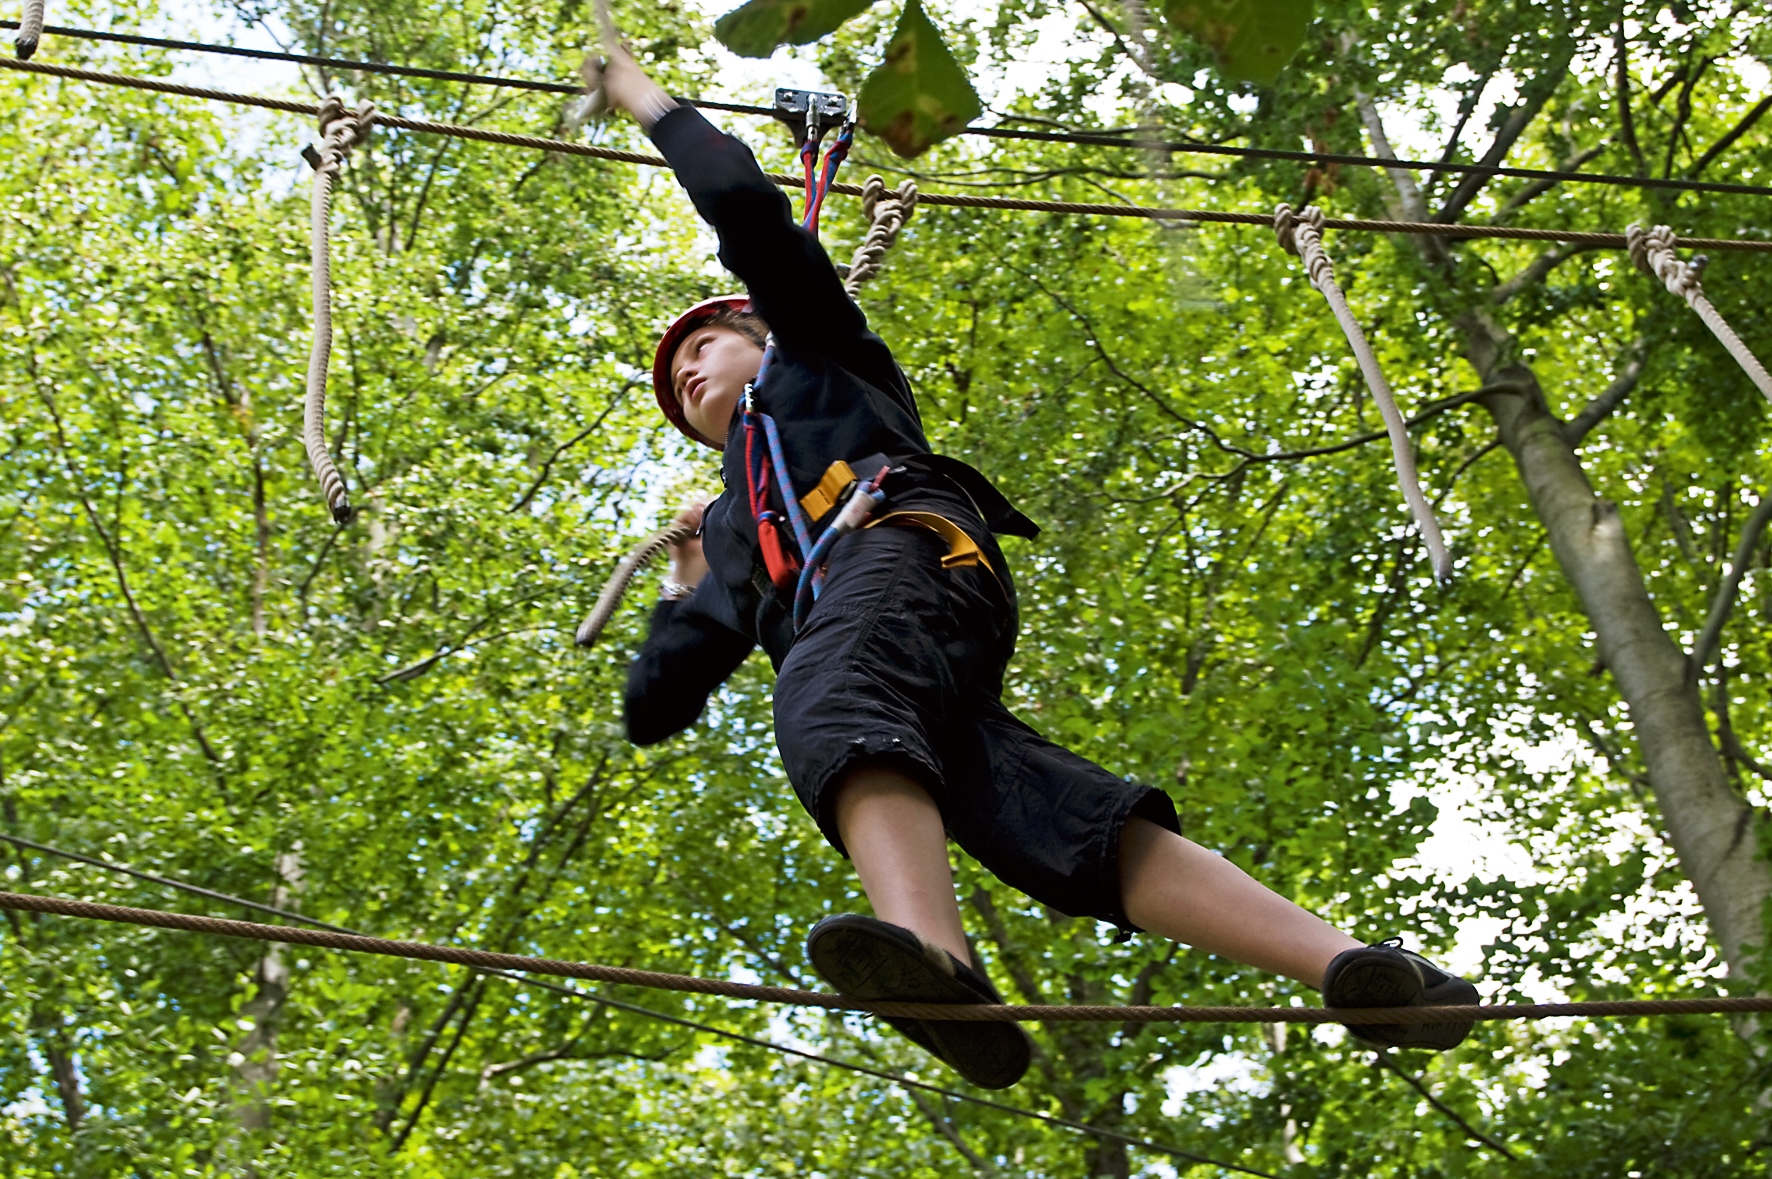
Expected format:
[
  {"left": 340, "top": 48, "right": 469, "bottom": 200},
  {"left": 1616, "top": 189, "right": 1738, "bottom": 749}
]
[
  {"left": 1276, "top": 203, "right": 1453, "bottom": 582},
  {"left": 13, "top": 0, "right": 40, "bottom": 59},
  {"left": 1, "top": 59, "right": 1770, "bottom": 252},
  {"left": 1627, "top": 222, "right": 1772, "bottom": 404},
  {"left": 303, "top": 95, "right": 374, "bottom": 524},
  {"left": 5, "top": 889, "right": 1769, "bottom": 1025},
  {"left": 844, "top": 176, "right": 919, "bottom": 298},
  {"left": 575, "top": 519, "right": 700, "bottom": 646}
]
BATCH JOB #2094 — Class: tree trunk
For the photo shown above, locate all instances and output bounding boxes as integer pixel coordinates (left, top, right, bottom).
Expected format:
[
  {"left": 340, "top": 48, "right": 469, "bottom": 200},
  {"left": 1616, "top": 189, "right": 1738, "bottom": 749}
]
[{"left": 1462, "top": 309, "right": 1769, "bottom": 978}]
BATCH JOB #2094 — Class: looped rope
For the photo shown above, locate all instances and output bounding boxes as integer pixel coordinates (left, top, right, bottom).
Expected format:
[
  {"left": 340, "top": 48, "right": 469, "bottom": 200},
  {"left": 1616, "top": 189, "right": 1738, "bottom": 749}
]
[
  {"left": 304, "top": 96, "right": 375, "bottom": 524},
  {"left": 574, "top": 518, "right": 700, "bottom": 647},
  {"left": 1275, "top": 203, "right": 1452, "bottom": 582},
  {"left": 1627, "top": 222, "right": 1772, "bottom": 405},
  {"left": 14, "top": 0, "right": 42, "bottom": 59},
  {"left": 844, "top": 175, "right": 918, "bottom": 298}
]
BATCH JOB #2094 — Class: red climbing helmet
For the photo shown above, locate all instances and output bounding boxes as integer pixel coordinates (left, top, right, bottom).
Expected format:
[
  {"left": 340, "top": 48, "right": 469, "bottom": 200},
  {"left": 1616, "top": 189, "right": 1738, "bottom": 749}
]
[{"left": 651, "top": 294, "right": 755, "bottom": 450}]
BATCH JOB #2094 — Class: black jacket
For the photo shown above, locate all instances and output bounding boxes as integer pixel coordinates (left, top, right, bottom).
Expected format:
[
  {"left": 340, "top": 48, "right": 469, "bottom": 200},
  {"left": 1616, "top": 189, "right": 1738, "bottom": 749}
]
[{"left": 624, "top": 107, "right": 1034, "bottom": 745}]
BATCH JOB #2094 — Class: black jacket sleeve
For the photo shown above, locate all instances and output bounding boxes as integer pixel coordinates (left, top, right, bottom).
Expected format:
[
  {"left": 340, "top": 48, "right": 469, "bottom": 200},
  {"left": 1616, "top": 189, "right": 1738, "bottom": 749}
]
[
  {"left": 623, "top": 594, "right": 756, "bottom": 745},
  {"left": 649, "top": 106, "right": 872, "bottom": 358}
]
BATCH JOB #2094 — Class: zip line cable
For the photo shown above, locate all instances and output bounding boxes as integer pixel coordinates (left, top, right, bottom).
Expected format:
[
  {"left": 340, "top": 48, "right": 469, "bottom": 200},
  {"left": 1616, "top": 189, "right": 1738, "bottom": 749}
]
[
  {"left": 2, "top": 887, "right": 1767, "bottom": 1026},
  {"left": 3, "top": 18, "right": 1771, "bottom": 200},
  {"left": 0, "top": 832, "right": 1279, "bottom": 1176},
  {"left": 1, "top": 56, "right": 1769, "bottom": 254}
]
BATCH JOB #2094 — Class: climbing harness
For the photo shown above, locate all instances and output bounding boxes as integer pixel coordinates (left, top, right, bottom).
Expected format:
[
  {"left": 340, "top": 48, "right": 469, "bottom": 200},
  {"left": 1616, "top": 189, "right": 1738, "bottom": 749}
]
[
  {"left": 14, "top": 0, "right": 41, "bottom": 59},
  {"left": 301, "top": 96, "right": 374, "bottom": 524},
  {"left": 1628, "top": 222, "right": 1772, "bottom": 405},
  {"left": 1275, "top": 203, "right": 1452, "bottom": 582},
  {"left": 793, "top": 463, "right": 889, "bottom": 628},
  {"left": 573, "top": 517, "right": 701, "bottom": 647},
  {"left": 844, "top": 175, "right": 919, "bottom": 298}
]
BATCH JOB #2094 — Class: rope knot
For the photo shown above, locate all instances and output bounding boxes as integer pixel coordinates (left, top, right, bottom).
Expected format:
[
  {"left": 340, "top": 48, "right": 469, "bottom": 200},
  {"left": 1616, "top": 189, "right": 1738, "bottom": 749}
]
[
  {"left": 845, "top": 176, "right": 918, "bottom": 298},
  {"left": 313, "top": 96, "right": 376, "bottom": 173},
  {"left": 1627, "top": 222, "right": 1701, "bottom": 296},
  {"left": 1273, "top": 203, "right": 1333, "bottom": 291}
]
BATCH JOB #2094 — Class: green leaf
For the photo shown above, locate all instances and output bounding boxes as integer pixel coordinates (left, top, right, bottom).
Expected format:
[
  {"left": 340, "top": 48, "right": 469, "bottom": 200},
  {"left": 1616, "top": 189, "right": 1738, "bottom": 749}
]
[
  {"left": 1162, "top": 0, "right": 1313, "bottom": 84},
  {"left": 856, "top": 0, "right": 983, "bottom": 158},
  {"left": 713, "top": 0, "right": 880, "bottom": 57}
]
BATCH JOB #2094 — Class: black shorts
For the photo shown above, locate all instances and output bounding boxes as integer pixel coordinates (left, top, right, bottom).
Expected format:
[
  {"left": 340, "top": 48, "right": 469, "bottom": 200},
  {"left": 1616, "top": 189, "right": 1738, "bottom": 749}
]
[{"left": 772, "top": 524, "right": 1179, "bottom": 930}]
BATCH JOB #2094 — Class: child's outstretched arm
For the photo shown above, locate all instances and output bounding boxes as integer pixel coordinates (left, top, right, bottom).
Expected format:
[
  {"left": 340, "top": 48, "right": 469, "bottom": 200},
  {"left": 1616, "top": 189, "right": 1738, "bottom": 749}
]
[{"left": 605, "top": 51, "right": 875, "bottom": 360}]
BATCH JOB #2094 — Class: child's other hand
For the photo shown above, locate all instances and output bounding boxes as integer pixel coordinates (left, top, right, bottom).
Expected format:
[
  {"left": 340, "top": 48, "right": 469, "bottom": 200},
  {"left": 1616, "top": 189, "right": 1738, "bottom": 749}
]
[
  {"left": 665, "top": 502, "right": 709, "bottom": 589},
  {"left": 602, "top": 46, "right": 677, "bottom": 129}
]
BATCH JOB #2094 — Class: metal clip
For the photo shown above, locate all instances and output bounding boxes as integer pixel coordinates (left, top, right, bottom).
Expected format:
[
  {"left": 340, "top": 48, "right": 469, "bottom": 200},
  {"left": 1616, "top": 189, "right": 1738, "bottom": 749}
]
[{"left": 773, "top": 88, "right": 849, "bottom": 146}]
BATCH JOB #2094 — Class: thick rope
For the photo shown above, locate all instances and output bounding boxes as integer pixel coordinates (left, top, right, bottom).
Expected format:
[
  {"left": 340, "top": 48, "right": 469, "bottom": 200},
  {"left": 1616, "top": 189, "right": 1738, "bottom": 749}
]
[
  {"left": 844, "top": 175, "right": 918, "bottom": 297},
  {"left": 13, "top": 0, "right": 40, "bottom": 59},
  {"left": 304, "top": 96, "right": 374, "bottom": 525},
  {"left": 1628, "top": 223, "right": 1772, "bottom": 405},
  {"left": 575, "top": 518, "right": 700, "bottom": 646},
  {"left": 4, "top": 889, "right": 1767, "bottom": 1025},
  {"left": 1276, "top": 203, "right": 1453, "bottom": 582},
  {"left": 2, "top": 59, "right": 1770, "bottom": 253}
]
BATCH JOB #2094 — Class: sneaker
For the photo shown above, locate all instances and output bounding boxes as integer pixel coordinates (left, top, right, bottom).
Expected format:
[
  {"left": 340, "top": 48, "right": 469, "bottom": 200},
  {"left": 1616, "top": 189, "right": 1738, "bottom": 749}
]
[
  {"left": 1321, "top": 939, "right": 1480, "bottom": 1050},
  {"left": 806, "top": 914, "right": 1031, "bottom": 1089}
]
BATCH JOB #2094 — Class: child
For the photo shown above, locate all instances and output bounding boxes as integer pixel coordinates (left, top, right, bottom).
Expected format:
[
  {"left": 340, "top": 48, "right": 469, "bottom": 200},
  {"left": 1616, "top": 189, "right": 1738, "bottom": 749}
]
[{"left": 603, "top": 52, "right": 1478, "bottom": 1089}]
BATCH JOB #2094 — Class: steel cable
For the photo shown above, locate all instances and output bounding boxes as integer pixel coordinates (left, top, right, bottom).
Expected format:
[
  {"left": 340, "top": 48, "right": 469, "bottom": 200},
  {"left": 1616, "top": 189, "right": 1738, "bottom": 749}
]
[
  {"left": 4, "top": 889, "right": 1768, "bottom": 1025},
  {"left": 4, "top": 18, "right": 1772, "bottom": 199},
  {"left": 0, "top": 833, "right": 1282, "bottom": 1176},
  {"left": 1, "top": 58, "right": 1770, "bottom": 252}
]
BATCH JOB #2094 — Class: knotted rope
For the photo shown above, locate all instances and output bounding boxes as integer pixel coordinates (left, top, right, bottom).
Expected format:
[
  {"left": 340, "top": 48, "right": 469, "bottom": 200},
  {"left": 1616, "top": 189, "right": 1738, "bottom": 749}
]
[
  {"left": 1627, "top": 222, "right": 1772, "bottom": 405},
  {"left": 5, "top": 889, "right": 1769, "bottom": 1025},
  {"left": 14, "top": 0, "right": 41, "bottom": 59},
  {"left": 1276, "top": 203, "right": 1452, "bottom": 582},
  {"left": 844, "top": 175, "right": 918, "bottom": 297},
  {"left": 304, "top": 96, "right": 374, "bottom": 525},
  {"left": 574, "top": 518, "right": 700, "bottom": 646}
]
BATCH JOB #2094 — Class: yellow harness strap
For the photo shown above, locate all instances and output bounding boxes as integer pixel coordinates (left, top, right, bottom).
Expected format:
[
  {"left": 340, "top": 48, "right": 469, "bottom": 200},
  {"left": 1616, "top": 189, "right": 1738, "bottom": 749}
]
[{"left": 866, "top": 511, "right": 994, "bottom": 575}]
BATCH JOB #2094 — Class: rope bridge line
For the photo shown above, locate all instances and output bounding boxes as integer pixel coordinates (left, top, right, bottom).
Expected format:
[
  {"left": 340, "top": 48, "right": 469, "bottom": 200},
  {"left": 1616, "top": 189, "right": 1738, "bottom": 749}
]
[
  {"left": 3, "top": 889, "right": 1765, "bottom": 1026},
  {"left": 0, "top": 834, "right": 1283, "bottom": 1177},
  {"left": 1, "top": 56, "right": 1770, "bottom": 253},
  {"left": 5, "top": 18, "right": 1771, "bottom": 200}
]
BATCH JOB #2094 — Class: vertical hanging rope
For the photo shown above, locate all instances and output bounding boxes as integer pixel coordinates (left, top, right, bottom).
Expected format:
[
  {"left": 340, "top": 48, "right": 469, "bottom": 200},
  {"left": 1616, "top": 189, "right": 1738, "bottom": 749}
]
[
  {"left": 1274, "top": 203, "right": 1452, "bottom": 582},
  {"left": 1627, "top": 223, "right": 1772, "bottom": 405},
  {"left": 844, "top": 176, "right": 918, "bottom": 298},
  {"left": 304, "top": 96, "right": 374, "bottom": 525},
  {"left": 14, "top": 0, "right": 42, "bottom": 59}
]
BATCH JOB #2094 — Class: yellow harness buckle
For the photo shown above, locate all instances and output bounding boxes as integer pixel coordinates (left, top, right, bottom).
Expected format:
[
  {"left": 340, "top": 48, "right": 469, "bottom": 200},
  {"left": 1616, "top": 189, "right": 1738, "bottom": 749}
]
[{"left": 799, "top": 460, "right": 857, "bottom": 521}]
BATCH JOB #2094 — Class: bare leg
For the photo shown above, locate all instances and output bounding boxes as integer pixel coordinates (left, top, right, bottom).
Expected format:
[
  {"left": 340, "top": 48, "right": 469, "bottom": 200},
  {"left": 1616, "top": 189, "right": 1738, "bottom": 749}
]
[
  {"left": 1120, "top": 818, "right": 1360, "bottom": 988},
  {"left": 832, "top": 763, "right": 972, "bottom": 966}
]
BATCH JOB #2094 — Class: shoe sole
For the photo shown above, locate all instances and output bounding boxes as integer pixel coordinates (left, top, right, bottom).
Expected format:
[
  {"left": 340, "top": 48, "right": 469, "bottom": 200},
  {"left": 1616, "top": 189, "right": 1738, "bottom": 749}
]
[
  {"left": 808, "top": 917, "right": 1031, "bottom": 1089},
  {"left": 1325, "top": 948, "right": 1476, "bottom": 1050}
]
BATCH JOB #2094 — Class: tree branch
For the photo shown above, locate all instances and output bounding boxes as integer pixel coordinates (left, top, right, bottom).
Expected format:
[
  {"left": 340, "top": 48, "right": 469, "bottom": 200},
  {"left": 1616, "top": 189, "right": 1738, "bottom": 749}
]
[
  {"left": 1354, "top": 90, "right": 1429, "bottom": 222},
  {"left": 1490, "top": 243, "right": 1595, "bottom": 306},
  {"left": 1563, "top": 341, "right": 1647, "bottom": 445},
  {"left": 1491, "top": 143, "right": 1608, "bottom": 222},
  {"left": 905, "top": 1088, "right": 1005, "bottom": 1177},
  {"left": 1689, "top": 94, "right": 1772, "bottom": 179},
  {"left": 1437, "top": 45, "right": 1576, "bottom": 223},
  {"left": 506, "top": 375, "right": 642, "bottom": 513},
  {"left": 1687, "top": 491, "right": 1772, "bottom": 683},
  {"left": 1375, "top": 1053, "right": 1520, "bottom": 1160},
  {"left": 1615, "top": 25, "right": 1647, "bottom": 174}
]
